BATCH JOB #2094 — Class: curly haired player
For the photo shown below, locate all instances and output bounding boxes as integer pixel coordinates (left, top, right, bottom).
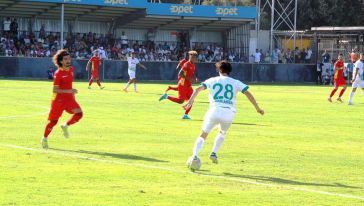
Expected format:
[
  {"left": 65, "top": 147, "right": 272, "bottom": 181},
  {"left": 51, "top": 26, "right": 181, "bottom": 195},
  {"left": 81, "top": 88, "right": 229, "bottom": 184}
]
[{"left": 41, "top": 49, "right": 83, "bottom": 149}]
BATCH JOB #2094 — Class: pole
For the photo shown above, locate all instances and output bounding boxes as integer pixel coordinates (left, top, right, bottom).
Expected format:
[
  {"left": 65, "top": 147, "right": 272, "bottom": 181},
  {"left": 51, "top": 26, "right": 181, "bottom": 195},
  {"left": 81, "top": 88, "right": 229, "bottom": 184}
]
[
  {"left": 256, "top": 0, "right": 260, "bottom": 53},
  {"left": 293, "top": 0, "right": 297, "bottom": 62},
  {"left": 270, "top": 0, "right": 275, "bottom": 58},
  {"left": 61, "top": 3, "right": 64, "bottom": 49}
]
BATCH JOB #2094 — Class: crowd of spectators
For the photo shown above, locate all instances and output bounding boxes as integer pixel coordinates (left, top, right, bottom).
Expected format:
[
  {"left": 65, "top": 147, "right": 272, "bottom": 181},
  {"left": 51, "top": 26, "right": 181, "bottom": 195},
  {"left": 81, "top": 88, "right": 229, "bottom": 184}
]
[
  {"left": 251, "top": 47, "right": 313, "bottom": 64},
  {"left": 192, "top": 42, "right": 246, "bottom": 63},
  {"left": 1, "top": 17, "right": 315, "bottom": 64},
  {"left": 0, "top": 24, "right": 243, "bottom": 62}
]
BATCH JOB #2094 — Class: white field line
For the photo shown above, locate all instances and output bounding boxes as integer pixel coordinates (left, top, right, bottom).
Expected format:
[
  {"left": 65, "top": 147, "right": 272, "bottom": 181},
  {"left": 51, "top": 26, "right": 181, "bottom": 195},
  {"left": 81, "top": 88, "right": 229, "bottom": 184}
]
[
  {"left": 1, "top": 143, "right": 363, "bottom": 202},
  {"left": 0, "top": 105, "right": 49, "bottom": 120}
]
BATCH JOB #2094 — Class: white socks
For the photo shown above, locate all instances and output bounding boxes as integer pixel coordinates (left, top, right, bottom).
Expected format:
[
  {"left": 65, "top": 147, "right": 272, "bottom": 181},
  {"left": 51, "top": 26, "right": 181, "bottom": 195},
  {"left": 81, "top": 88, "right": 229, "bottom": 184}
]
[
  {"left": 348, "top": 91, "right": 354, "bottom": 103},
  {"left": 192, "top": 137, "right": 205, "bottom": 157},
  {"left": 124, "top": 83, "right": 131, "bottom": 89},
  {"left": 212, "top": 133, "right": 225, "bottom": 154},
  {"left": 133, "top": 83, "right": 137, "bottom": 92}
]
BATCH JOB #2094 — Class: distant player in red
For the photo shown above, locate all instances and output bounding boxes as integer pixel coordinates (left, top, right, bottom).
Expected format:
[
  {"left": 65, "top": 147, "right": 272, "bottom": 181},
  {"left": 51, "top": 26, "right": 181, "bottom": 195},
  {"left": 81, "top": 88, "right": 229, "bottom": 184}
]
[
  {"left": 165, "top": 53, "right": 189, "bottom": 92},
  {"left": 159, "top": 51, "right": 198, "bottom": 119},
  {"left": 86, "top": 50, "right": 104, "bottom": 89},
  {"left": 328, "top": 54, "right": 347, "bottom": 103},
  {"left": 41, "top": 49, "right": 83, "bottom": 149}
]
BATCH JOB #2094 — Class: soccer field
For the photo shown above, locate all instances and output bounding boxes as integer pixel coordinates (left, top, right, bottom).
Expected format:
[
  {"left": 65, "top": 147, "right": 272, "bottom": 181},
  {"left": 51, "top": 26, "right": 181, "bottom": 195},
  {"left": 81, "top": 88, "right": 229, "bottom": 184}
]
[{"left": 1, "top": 79, "right": 364, "bottom": 206}]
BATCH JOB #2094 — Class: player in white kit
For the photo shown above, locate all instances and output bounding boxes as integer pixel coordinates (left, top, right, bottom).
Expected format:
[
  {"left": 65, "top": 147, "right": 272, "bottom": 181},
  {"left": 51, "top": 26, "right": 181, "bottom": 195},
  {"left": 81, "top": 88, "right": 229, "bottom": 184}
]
[
  {"left": 348, "top": 53, "right": 364, "bottom": 105},
  {"left": 123, "top": 52, "right": 147, "bottom": 92},
  {"left": 183, "top": 61, "right": 264, "bottom": 170}
]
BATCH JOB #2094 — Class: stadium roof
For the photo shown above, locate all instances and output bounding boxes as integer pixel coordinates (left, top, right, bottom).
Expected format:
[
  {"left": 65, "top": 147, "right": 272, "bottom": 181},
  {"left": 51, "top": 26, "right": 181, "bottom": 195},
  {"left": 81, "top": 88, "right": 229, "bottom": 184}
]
[
  {"left": 0, "top": 0, "right": 254, "bottom": 31},
  {"left": 0, "top": 1, "right": 144, "bottom": 22},
  {"left": 310, "top": 26, "right": 364, "bottom": 34}
]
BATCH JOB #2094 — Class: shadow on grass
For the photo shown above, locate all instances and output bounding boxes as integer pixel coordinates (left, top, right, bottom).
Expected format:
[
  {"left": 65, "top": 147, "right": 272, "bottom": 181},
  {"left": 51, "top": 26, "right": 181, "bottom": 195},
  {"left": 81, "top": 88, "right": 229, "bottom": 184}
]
[
  {"left": 51, "top": 148, "right": 169, "bottom": 163},
  {"left": 222, "top": 172, "right": 361, "bottom": 189}
]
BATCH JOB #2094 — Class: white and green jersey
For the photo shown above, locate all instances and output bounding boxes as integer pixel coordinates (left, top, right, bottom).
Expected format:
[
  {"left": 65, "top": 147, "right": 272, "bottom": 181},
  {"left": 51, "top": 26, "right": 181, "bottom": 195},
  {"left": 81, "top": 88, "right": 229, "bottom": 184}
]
[
  {"left": 127, "top": 57, "right": 140, "bottom": 71},
  {"left": 202, "top": 76, "right": 249, "bottom": 112},
  {"left": 354, "top": 60, "right": 364, "bottom": 81}
]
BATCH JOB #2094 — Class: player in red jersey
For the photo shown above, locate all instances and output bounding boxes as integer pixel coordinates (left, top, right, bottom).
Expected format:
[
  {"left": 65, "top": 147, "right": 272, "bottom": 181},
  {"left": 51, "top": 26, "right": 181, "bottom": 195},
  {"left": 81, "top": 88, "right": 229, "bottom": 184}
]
[
  {"left": 165, "top": 53, "right": 189, "bottom": 92},
  {"left": 41, "top": 50, "right": 83, "bottom": 149},
  {"left": 159, "top": 51, "right": 198, "bottom": 119},
  {"left": 328, "top": 54, "right": 347, "bottom": 103},
  {"left": 86, "top": 50, "right": 104, "bottom": 89}
]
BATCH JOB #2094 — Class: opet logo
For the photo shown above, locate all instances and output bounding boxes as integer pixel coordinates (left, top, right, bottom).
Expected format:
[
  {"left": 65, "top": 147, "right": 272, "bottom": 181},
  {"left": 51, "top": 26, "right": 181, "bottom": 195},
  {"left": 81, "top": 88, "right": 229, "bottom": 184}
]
[
  {"left": 170, "top": 5, "right": 193, "bottom": 14},
  {"left": 104, "top": 0, "right": 128, "bottom": 6},
  {"left": 216, "top": 7, "right": 238, "bottom": 16}
]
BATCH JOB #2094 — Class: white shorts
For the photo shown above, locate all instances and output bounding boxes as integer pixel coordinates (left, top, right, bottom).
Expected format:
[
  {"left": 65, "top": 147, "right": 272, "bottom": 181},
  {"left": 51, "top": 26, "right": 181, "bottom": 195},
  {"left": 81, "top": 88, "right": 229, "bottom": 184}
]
[
  {"left": 128, "top": 70, "right": 136, "bottom": 79},
  {"left": 202, "top": 107, "right": 235, "bottom": 134},
  {"left": 352, "top": 80, "right": 364, "bottom": 89}
]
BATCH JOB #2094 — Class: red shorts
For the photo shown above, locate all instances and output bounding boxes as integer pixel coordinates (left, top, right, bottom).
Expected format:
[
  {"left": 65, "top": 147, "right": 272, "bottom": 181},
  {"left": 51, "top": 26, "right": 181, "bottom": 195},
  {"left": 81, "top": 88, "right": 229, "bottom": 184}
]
[
  {"left": 91, "top": 71, "right": 99, "bottom": 79},
  {"left": 178, "top": 85, "right": 193, "bottom": 101},
  {"left": 334, "top": 78, "right": 346, "bottom": 87},
  {"left": 48, "top": 98, "right": 81, "bottom": 121}
]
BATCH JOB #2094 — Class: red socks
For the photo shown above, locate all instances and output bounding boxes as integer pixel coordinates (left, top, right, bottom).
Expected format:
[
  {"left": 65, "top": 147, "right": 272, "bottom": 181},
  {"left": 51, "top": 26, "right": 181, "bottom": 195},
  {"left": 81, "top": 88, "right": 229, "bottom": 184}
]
[
  {"left": 166, "top": 96, "right": 193, "bottom": 115},
  {"left": 44, "top": 120, "right": 58, "bottom": 138},
  {"left": 167, "top": 96, "right": 184, "bottom": 104},
  {"left": 185, "top": 105, "right": 192, "bottom": 115},
  {"left": 66, "top": 112, "right": 83, "bottom": 126},
  {"left": 339, "top": 89, "right": 346, "bottom": 97},
  {"left": 43, "top": 113, "right": 82, "bottom": 138},
  {"left": 330, "top": 88, "right": 346, "bottom": 98},
  {"left": 330, "top": 88, "right": 338, "bottom": 98},
  {"left": 89, "top": 79, "right": 101, "bottom": 87}
]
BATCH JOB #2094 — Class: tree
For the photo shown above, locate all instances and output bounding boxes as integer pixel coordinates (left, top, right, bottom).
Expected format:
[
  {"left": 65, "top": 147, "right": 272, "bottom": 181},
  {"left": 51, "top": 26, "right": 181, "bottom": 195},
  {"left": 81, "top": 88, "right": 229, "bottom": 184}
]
[{"left": 260, "top": 0, "right": 364, "bottom": 30}]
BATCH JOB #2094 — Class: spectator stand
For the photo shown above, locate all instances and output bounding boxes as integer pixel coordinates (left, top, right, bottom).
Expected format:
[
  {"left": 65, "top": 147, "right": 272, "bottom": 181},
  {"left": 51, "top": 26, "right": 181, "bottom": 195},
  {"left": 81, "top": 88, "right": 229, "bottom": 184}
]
[{"left": 0, "top": 0, "right": 256, "bottom": 79}]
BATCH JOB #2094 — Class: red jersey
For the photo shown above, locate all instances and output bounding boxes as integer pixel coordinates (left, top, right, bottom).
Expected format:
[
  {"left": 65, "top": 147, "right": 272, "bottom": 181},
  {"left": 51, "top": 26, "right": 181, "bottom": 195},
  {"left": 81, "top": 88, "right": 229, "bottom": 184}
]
[
  {"left": 177, "top": 59, "right": 188, "bottom": 68},
  {"left": 334, "top": 60, "right": 344, "bottom": 80},
  {"left": 178, "top": 61, "right": 195, "bottom": 87},
  {"left": 52, "top": 67, "right": 74, "bottom": 101},
  {"left": 90, "top": 56, "right": 101, "bottom": 72}
]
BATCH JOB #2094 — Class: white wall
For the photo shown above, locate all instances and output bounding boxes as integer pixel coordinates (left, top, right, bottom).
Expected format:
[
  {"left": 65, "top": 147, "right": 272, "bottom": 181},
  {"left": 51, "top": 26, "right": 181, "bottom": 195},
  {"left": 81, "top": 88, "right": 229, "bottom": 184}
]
[
  {"left": 190, "top": 31, "right": 222, "bottom": 44},
  {"left": 250, "top": 30, "right": 270, "bottom": 52}
]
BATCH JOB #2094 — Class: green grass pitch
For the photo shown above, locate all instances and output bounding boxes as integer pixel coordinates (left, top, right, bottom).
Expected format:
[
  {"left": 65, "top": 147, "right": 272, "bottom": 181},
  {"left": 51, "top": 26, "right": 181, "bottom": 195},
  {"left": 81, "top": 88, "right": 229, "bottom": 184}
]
[{"left": 1, "top": 79, "right": 364, "bottom": 206}]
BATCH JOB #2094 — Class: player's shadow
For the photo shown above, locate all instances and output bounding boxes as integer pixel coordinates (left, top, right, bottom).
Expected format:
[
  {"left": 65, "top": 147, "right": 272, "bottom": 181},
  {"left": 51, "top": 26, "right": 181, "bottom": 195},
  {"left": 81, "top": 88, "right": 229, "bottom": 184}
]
[
  {"left": 51, "top": 148, "right": 169, "bottom": 163},
  {"left": 190, "top": 119, "right": 269, "bottom": 127},
  {"left": 222, "top": 173, "right": 361, "bottom": 189}
]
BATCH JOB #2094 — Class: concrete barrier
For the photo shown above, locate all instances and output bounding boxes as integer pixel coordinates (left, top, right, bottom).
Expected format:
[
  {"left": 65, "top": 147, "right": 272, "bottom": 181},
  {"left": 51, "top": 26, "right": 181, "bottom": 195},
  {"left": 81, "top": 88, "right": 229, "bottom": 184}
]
[{"left": 0, "top": 57, "right": 316, "bottom": 83}]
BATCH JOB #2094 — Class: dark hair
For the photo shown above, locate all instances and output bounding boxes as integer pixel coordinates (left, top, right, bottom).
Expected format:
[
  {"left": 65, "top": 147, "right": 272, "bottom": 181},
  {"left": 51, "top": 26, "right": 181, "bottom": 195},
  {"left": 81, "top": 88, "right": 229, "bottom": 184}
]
[
  {"left": 53, "top": 49, "right": 70, "bottom": 68},
  {"left": 215, "top": 60, "right": 232, "bottom": 75}
]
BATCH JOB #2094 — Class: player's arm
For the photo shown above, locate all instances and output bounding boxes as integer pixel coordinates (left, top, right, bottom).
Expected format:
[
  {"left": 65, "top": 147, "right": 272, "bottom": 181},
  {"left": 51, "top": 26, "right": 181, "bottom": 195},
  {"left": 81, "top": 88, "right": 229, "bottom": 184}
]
[
  {"left": 86, "top": 59, "right": 91, "bottom": 71},
  {"left": 193, "top": 73, "right": 198, "bottom": 83},
  {"left": 176, "top": 62, "right": 181, "bottom": 70},
  {"left": 176, "top": 60, "right": 185, "bottom": 70},
  {"left": 178, "top": 68, "right": 195, "bottom": 83},
  {"left": 178, "top": 69, "right": 185, "bottom": 78},
  {"left": 352, "top": 67, "right": 359, "bottom": 83},
  {"left": 137, "top": 63, "right": 147, "bottom": 70},
  {"left": 334, "top": 65, "right": 339, "bottom": 71},
  {"left": 53, "top": 86, "right": 77, "bottom": 94},
  {"left": 243, "top": 90, "right": 264, "bottom": 115},
  {"left": 183, "top": 85, "right": 205, "bottom": 110}
]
